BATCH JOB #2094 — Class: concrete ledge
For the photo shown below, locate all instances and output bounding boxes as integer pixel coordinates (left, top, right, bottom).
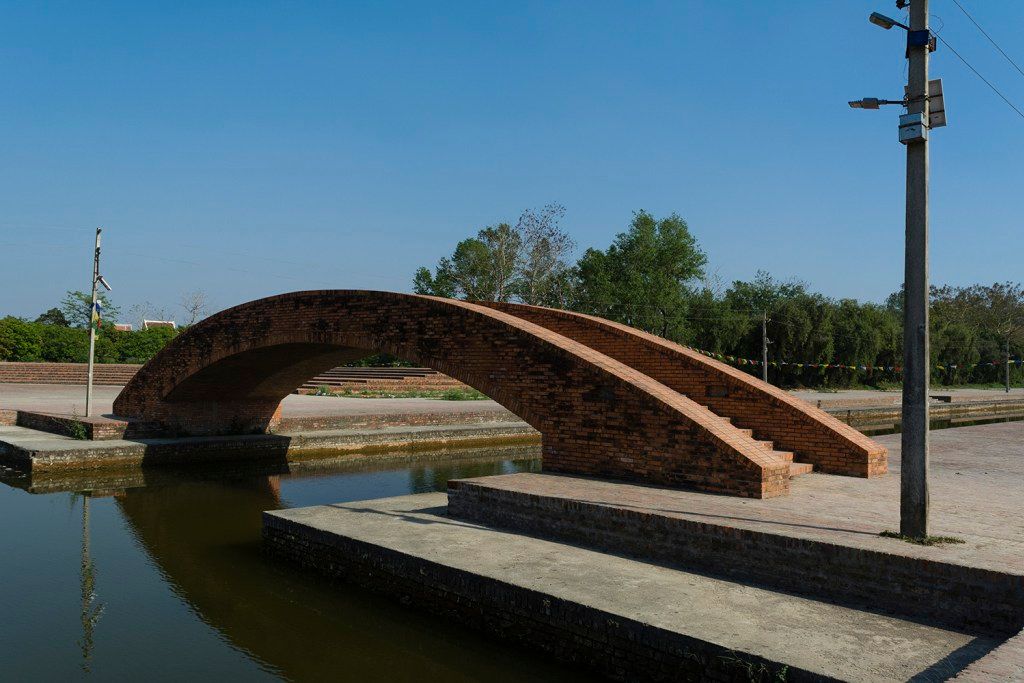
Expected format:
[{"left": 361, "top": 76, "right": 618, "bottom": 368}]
[
  {"left": 263, "top": 493, "right": 1000, "bottom": 682},
  {"left": 447, "top": 473, "right": 1024, "bottom": 637},
  {"left": 16, "top": 410, "right": 130, "bottom": 440},
  {"left": 0, "top": 421, "right": 538, "bottom": 471},
  {"left": 953, "top": 627, "right": 1024, "bottom": 680},
  {"left": 276, "top": 408, "right": 522, "bottom": 432},
  {"left": 825, "top": 399, "right": 1024, "bottom": 426}
]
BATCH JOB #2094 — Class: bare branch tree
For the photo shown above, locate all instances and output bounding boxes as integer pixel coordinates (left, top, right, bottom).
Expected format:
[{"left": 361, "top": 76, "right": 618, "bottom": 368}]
[{"left": 178, "top": 290, "right": 210, "bottom": 327}]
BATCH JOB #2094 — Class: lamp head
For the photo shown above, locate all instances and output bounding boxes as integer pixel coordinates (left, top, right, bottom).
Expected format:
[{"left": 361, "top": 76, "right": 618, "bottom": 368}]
[{"left": 869, "top": 12, "right": 898, "bottom": 29}]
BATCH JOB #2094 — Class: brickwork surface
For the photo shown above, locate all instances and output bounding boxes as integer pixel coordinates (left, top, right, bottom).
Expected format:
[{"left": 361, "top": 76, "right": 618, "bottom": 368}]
[
  {"left": 113, "top": 291, "right": 887, "bottom": 498},
  {"left": 485, "top": 302, "right": 886, "bottom": 478}
]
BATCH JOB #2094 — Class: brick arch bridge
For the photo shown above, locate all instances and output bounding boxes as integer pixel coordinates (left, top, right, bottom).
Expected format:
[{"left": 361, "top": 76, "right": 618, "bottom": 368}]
[{"left": 113, "top": 290, "right": 886, "bottom": 498}]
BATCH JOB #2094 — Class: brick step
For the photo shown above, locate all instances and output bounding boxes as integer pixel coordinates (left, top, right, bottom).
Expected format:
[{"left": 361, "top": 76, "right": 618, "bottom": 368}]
[{"left": 789, "top": 462, "right": 814, "bottom": 477}]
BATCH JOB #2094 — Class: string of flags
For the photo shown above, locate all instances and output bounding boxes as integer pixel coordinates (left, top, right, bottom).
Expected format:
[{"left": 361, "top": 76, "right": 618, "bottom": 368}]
[{"left": 686, "top": 346, "right": 1023, "bottom": 374}]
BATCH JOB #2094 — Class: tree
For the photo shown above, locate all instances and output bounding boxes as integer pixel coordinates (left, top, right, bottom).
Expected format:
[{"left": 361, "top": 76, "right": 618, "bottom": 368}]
[
  {"left": 34, "top": 308, "right": 70, "bottom": 327},
  {"left": 178, "top": 290, "right": 210, "bottom": 326},
  {"left": 0, "top": 317, "right": 42, "bottom": 361},
  {"left": 125, "top": 301, "right": 172, "bottom": 329},
  {"left": 964, "top": 282, "right": 1024, "bottom": 390},
  {"left": 60, "top": 291, "right": 120, "bottom": 329},
  {"left": 574, "top": 211, "right": 706, "bottom": 339},
  {"left": 414, "top": 223, "right": 521, "bottom": 301},
  {"left": 515, "top": 203, "right": 576, "bottom": 307},
  {"left": 413, "top": 203, "right": 575, "bottom": 305}
]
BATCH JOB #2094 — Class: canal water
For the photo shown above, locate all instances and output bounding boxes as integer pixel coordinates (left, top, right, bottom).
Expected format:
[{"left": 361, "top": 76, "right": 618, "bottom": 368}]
[{"left": 0, "top": 447, "right": 591, "bottom": 682}]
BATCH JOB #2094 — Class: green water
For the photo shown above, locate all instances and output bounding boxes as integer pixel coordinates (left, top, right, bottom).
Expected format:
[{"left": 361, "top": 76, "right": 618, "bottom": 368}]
[{"left": 0, "top": 448, "right": 590, "bottom": 682}]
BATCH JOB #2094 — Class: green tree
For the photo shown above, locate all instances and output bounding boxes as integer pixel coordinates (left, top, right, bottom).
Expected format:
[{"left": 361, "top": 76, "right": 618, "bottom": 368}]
[
  {"left": 60, "top": 290, "right": 120, "bottom": 329},
  {"left": 414, "top": 223, "right": 521, "bottom": 301},
  {"left": 413, "top": 203, "right": 575, "bottom": 305},
  {"left": 38, "top": 325, "right": 88, "bottom": 362},
  {"left": 35, "top": 308, "right": 70, "bottom": 327},
  {"left": 114, "top": 327, "right": 178, "bottom": 363},
  {"left": 0, "top": 317, "right": 42, "bottom": 361},
  {"left": 575, "top": 211, "right": 707, "bottom": 340}
]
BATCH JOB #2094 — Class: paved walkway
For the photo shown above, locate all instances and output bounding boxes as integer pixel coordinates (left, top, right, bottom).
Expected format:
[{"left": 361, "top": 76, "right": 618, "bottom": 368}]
[{"left": 0, "top": 383, "right": 512, "bottom": 420}]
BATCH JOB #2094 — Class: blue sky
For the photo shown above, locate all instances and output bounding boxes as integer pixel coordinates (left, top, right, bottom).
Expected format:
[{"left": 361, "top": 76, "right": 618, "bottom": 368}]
[{"left": 2, "top": 1, "right": 1022, "bottom": 321}]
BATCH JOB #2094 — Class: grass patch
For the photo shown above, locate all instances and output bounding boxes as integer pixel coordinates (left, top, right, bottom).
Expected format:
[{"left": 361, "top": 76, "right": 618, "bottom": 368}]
[
  {"left": 67, "top": 411, "right": 89, "bottom": 440},
  {"left": 311, "top": 387, "right": 489, "bottom": 401},
  {"left": 879, "top": 530, "right": 966, "bottom": 546}
]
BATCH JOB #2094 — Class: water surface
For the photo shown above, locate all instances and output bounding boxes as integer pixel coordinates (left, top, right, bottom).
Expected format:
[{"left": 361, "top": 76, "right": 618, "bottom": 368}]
[{"left": 0, "top": 447, "right": 589, "bottom": 682}]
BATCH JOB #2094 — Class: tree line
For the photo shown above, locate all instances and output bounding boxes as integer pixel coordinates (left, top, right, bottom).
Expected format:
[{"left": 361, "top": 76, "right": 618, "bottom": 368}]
[
  {"left": 413, "top": 205, "right": 1023, "bottom": 388},
  {"left": 0, "top": 289, "right": 209, "bottom": 364}
]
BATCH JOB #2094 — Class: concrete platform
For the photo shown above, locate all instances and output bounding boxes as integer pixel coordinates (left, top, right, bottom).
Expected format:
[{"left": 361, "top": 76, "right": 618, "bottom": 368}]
[
  {"left": 264, "top": 493, "right": 1002, "bottom": 682},
  {"left": 0, "top": 382, "right": 518, "bottom": 426},
  {"left": 0, "top": 421, "right": 537, "bottom": 471},
  {"left": 456, "top": 422, "right": 1024, "bottom": 573}
]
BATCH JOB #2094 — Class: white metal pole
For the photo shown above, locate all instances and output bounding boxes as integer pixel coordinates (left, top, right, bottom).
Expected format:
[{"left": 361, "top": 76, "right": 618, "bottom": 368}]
[{"left": 85, "top": 228, "right": 101, "bottom": 417}]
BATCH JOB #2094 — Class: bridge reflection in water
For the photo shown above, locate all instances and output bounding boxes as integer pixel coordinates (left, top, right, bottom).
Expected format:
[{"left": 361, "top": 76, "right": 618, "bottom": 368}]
[{"left": 4, "top": 446, "right": 589, "bottom": 683}]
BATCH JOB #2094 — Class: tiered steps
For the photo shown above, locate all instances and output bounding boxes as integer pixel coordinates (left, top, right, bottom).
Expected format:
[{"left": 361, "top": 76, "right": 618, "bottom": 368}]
[
  {"left": 698, "top": 404, "right": 814, "bottom": 479},
  {"left": 299, "top": 367, "right": 465, "bottom": 391},
  {"left": 0, "top": 362, "right": 141, "bottom": 385}
]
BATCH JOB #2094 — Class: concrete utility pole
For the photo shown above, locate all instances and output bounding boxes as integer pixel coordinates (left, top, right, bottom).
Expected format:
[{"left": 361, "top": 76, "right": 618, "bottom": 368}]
[
  {"left": 761, "top": 311, "right": 770, "bottom": 383},
  {"left": 900, "top": 0, "right": 931, "bottom": 539},
  {"left": 85, "top": 228, "right": 103, "bottom": 418}
]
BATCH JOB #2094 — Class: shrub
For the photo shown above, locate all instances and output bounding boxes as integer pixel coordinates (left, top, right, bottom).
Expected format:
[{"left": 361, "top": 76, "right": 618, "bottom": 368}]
[
  {"left": 0, "top": 317, "right": 42, "bottom": 361},
  {"left": 38, "top": 325, "right": 88, "bottom": 363},
  {"left": 115, "top": 327, "right": 178, "bottom": 363}
]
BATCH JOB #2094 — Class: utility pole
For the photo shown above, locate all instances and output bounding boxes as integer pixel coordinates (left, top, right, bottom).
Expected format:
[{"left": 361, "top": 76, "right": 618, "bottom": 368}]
[
  {"left": 85, "top": 228, "right": 111, "bottom": 417},
  {"left": 852, "top": 0, "right": 942, "bottom": 538},
  {"left": 900, "top": 0, "right": 931, "bottom": 538},
  {"left": 761, "top": 311, "right": 770, "bottom": 383}
]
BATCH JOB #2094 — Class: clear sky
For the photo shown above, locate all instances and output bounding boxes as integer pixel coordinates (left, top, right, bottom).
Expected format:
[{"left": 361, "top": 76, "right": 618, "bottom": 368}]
[{"left": 2, "top": 1, "right": 1022, "bottom": 321}]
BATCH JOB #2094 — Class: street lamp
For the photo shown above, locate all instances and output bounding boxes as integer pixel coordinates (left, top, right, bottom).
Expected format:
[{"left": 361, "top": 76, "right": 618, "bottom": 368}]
[
  {"left": 849, "top": 1, "right": 945, "bottom": 540},
  {"left": 869, "top": 12, "right": 909, "bottom": 30}
]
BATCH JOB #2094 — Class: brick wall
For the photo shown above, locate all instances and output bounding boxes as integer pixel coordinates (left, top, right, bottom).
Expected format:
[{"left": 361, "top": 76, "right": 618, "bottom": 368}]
[
  {"left": 484, "top": 302, "right": 887, "bottom": 478},
  {"left": 114, "top": 291, "right": 792, "bottom": 498}
]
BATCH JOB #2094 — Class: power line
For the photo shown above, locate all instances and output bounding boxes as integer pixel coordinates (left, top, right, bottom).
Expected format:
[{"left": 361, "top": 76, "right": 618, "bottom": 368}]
[
  {"left": 949, "top": 0, "right": 1024, "bottom": 80},
  {"left": 933, "top": 33, "right": 1024, "bottom": 121}
]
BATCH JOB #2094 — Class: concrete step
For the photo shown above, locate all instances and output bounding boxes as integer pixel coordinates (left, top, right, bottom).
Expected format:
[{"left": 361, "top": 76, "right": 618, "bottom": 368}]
[{"left": 267, "top": 490, "right": 999, "bottom": 683}]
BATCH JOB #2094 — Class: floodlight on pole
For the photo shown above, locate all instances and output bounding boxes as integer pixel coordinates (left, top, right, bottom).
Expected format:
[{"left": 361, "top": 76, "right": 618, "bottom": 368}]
[
  {"left": 98, "top": 275, "right": 112, "bottom": 292},
  {"left": 849, "top": 98, "right": 905, "bottom": 109},
  {"left": 869, "top": 12, "right": 909, "bottom": 30}
]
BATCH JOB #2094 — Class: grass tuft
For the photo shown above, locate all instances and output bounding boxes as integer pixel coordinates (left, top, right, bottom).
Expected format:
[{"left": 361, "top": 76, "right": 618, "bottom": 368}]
[{"left": 879, "top": 530, "right": 965, "bottom": 546}]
